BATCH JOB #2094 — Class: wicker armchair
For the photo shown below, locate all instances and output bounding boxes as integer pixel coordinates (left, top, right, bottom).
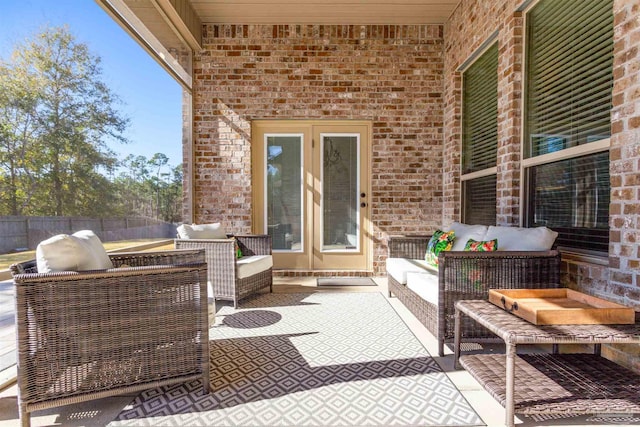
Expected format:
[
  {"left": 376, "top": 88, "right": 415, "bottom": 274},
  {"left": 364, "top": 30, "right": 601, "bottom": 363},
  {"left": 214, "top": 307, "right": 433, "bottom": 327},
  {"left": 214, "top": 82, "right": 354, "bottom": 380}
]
[
  {"left": 11, "top": 249, "right": 209, "bottom": 427},
  {"left": 175, "top": 234, "right": 273, "bottom": 308},
  {"left": 387, "top": 236, "right": 561, "bottom": 356}
]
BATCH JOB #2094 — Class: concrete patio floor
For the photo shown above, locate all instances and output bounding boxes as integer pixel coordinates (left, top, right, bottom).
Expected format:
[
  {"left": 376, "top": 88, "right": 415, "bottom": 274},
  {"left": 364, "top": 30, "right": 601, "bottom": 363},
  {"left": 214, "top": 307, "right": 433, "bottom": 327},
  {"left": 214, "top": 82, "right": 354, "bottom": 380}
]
[{"left": 0, "top": 277, "right": 636, "bottom": 426}]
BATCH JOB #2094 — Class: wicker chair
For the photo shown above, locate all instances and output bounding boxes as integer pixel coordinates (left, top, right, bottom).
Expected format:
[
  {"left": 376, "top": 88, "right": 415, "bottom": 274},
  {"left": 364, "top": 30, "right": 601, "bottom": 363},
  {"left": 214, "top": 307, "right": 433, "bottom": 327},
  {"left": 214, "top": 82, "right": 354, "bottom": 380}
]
[
  {"left": 11, "top": 249, "right": 210, "bottom": 427},
  {"left": 387, "top": 236, "right": 562, "bottom": 356},
  {"left": 175, "top": 234, "right": 273, "bottom": 308}
]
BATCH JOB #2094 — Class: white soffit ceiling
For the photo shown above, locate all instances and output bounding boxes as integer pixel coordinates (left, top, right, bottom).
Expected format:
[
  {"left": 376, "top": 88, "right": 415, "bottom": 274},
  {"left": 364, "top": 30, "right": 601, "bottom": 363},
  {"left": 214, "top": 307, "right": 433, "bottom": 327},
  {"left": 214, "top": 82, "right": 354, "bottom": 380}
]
[
  {"left": 190, "top": 0, "right": 461, "bottom": 25},
  {"left": 98, "top": 0, "right": 460, "bottom": 88}
]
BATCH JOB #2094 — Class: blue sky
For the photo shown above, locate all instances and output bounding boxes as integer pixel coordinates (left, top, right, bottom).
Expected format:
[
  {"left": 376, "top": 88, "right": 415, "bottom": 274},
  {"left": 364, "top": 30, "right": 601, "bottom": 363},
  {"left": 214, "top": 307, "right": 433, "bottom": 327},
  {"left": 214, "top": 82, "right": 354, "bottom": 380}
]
[{"left": 0, "top": 0, "right": 183, "bottom": 170}]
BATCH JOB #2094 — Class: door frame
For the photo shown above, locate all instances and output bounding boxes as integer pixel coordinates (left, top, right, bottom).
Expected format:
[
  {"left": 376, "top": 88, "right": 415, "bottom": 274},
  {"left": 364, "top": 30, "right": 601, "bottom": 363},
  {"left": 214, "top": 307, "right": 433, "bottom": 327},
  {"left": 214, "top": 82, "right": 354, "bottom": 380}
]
[{"left": 251, "top": 120, "right": 373, "bottom": 272}]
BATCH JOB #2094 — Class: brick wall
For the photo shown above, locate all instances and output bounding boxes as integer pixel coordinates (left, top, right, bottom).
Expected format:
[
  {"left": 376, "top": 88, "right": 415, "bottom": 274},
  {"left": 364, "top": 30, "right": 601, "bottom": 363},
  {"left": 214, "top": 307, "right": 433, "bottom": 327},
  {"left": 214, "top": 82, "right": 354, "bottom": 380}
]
[
  {"left": 192, "top": 24, "right": 444, "bottom": 273},
  {"left": 444, "top": 0, "right": 640, "bottom": 369},
  {"left": 494, "top": 11, "right": 523, "bottom": 226},
  {"left": 610, "top": 0, "right": 640, "bottom": 302},
  {"left": 182, "top": 89, "right": 193, "bottom": 223}
]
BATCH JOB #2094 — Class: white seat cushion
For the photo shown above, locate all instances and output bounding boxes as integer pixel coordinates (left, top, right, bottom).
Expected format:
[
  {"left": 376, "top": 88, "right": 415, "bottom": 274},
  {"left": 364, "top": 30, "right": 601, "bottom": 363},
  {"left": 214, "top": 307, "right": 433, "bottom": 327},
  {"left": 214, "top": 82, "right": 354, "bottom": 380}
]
[
  {"left": 485, "top": 225, "right": 558, "bottom": 251},
  {"left": 443, "top": 222, "right": 489, "bottom": 251},
  {"left": 236, "top": 255, "right": 273, "bottom": 279},
  {"left": 177, "top": 223, "right": 227, "bottom": 239},
  {"left": 406, "top": 271, "right": 439, "bottom": 306},
  {"left": 386, "top": 258, "right": 437, "bottom": 285},
  {"left": 36, "top": 230, "right": 113, "bottom": 273}
]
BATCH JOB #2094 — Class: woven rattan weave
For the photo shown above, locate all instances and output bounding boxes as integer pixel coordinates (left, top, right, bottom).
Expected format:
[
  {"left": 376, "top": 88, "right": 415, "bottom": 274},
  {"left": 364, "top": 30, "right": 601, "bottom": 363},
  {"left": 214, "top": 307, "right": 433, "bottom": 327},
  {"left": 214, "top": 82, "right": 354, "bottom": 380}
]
[
  {"left": 11, "top": 249, "right": 210, "bottom": 427},
  {"left": 455, "top": 300, "right": 640, "bottom": 427},
  {"left": 387, "top": 235, "right": 562, "bottom": 355},
  {"left": 460, "top": 353, "right": 640, "bottom": 414},
  {"left": 175, "top": 234, "right": 272, "bottom": 307}
]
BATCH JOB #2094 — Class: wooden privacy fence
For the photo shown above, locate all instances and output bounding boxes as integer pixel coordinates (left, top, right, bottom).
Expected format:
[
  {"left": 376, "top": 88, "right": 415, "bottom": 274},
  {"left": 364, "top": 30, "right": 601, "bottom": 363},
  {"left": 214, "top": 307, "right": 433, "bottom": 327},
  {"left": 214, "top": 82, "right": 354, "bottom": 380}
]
[{"left": 0, "top": 216, "right": 177, "bottom": 254}]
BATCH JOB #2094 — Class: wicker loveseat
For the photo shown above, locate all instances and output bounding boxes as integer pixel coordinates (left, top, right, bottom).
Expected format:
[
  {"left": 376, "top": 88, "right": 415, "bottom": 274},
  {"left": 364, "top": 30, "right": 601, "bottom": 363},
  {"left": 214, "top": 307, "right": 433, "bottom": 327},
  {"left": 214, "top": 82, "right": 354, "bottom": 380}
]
[
  {"left": 387, "top": 223, "right": 562, "bottom": 356},
  {"left": 175, "top": 234, "right": 273, "bottom": 308},
  {"left": 11, "top": 249, "right": 210, "bottom": 427}
]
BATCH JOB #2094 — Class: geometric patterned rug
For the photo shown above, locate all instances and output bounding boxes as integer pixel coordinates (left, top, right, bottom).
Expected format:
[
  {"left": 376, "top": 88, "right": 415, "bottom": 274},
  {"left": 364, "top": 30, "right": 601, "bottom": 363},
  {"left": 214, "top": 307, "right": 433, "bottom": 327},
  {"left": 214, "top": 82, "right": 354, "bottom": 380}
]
[{"left": 109, "top": 292, "right": 483, "bottom": 426}]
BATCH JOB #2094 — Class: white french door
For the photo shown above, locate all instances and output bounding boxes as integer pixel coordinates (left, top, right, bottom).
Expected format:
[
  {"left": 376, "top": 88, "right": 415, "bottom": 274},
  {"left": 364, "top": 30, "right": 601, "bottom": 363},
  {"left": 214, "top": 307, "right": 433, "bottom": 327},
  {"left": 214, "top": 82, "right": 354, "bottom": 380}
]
[{"left": 252, "top": 121, "right": 371, "bottom": 271}]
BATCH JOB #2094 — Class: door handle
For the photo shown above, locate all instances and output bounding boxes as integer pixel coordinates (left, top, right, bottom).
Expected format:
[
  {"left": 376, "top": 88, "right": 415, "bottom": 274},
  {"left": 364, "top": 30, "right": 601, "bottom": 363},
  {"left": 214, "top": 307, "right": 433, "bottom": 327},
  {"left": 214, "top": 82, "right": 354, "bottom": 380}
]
[
  {"left": 360, "top": 202, "right": 367, "bottom": 208},
  {"left": 360, "top": 192, "right": 366, "bottom": 198}
]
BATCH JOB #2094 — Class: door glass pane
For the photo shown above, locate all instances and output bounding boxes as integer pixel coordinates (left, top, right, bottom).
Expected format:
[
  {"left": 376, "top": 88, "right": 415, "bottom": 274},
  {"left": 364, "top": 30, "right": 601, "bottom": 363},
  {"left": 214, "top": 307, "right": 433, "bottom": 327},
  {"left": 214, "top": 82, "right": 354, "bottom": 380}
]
[
  {"left": 322, "top": 134, "right": 359, "bottom": 251},
  {"left": 266, "top": 135, "right": 302, "bottom": 251}
]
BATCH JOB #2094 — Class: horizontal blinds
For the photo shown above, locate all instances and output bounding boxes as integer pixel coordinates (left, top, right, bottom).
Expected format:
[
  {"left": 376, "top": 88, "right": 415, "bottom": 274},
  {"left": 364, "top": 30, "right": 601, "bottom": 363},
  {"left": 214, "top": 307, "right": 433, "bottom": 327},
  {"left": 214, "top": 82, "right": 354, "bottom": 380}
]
[
  {"left": 463, "top": 175, "right": 497, "bottom": 226},
  {"left": 528, "top": 152, "right": 610, "bottom": 253},
  {"left": 463, "top": 43, "right": 498, "bottom": 174},
  {"left": 525, "top": 0, "right": 613, "bottom": 157}
]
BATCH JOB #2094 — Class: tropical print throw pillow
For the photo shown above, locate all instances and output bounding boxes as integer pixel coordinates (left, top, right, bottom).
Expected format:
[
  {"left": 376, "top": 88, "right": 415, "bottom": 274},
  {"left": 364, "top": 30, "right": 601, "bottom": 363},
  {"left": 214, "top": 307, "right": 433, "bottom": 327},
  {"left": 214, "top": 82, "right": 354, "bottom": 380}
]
[
  {"left": 231, "top": 237, "right": 243, "bottom": 258},
  {"left": 464, "top": 238, "right": 498, "bottom": 252},
  {"left": 425, "top": 230, "right": 455, "bottom": 266}
]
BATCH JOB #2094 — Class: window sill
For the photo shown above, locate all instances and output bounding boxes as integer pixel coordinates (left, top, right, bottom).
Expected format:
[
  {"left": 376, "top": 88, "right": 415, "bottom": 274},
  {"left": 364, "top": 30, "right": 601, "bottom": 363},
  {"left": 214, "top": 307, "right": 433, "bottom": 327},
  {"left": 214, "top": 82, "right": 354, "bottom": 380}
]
[{"left": 559, "top": 249, "right": 609, "bottom": 267}]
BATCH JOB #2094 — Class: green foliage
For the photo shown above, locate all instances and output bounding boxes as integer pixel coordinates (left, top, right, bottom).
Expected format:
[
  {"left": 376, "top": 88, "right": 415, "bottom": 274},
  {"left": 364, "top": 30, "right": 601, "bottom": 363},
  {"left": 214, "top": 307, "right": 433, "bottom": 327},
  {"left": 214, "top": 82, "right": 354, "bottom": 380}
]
[
  {"left": 113, "top": 154, "right": 182, "bottom": 222},
  {"left": 0, "top": 26, "right": 182, "bottom": 221}
]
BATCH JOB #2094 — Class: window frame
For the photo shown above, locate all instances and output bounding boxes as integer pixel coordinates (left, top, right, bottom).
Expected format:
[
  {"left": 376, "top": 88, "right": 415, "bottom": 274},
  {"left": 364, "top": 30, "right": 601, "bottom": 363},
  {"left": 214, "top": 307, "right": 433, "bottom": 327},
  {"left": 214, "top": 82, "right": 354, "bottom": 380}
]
[{"left": 520, "top": 0, "right": 613, "bottom": 256}]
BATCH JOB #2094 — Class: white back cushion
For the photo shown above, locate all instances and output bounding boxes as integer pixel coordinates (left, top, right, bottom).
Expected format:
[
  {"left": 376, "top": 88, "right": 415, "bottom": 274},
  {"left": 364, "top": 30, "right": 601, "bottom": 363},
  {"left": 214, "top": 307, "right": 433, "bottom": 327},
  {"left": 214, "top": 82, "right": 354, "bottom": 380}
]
[
  {"left": 485, "top": 226, "right": 558, "bottom": 251},
  {"left": 177, "top": 223, "right": 227, "bottom": 239},
  {"left": 444, "top": 222, "right": 489, "bottom": 251},
  {"left": 36, "top": 230, "right": 113, "bottom": 273},
  {"left": 176, "top": 224, "right": 191, "bottom": 239},
  {"left": 72, "top": 230, "right": 114, "bottom": 270}
]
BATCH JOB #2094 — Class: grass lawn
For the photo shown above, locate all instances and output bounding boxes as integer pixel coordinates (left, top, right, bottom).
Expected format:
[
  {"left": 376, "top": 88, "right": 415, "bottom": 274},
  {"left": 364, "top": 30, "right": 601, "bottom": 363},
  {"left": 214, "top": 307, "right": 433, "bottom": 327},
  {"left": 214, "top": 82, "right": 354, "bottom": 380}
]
[{"left": 0, "top": 239, "right": 171, "bottom": 270}]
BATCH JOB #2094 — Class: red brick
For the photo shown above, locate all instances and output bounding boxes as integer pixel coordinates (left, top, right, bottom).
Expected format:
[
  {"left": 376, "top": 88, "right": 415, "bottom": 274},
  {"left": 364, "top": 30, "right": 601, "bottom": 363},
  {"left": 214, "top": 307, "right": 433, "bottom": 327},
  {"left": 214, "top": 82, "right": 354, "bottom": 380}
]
[
  {"left": 629, "top": 116, "right": 640, "bottom": 129},
  {"left": 611, "top": 271, "right": 634, "bottom": 285}
]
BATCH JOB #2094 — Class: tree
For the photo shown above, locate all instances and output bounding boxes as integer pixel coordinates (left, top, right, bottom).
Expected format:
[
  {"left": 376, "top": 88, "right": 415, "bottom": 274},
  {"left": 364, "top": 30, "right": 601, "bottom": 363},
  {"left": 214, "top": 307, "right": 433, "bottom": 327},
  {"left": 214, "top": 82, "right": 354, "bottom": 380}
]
[
  {"left": 112, "top": 154, "right": 182, "bottom": 222},
  {"left": 118, "top": 154, "right": 151, "bottom": 216},
  {"left": 149, "top": 153, "right": 169, "bottom": 218},
  {"left": 161, "top": 163, "right": 183, "bottom": 223},
  {"left": 0, "top": 60, "right": 41, "bottom": 215},
  {"left": 0, "top": 26, "right": 183, "bottom": 223},
  {"left": 0, "top": 26, "right": 128, "bottom": 216}
]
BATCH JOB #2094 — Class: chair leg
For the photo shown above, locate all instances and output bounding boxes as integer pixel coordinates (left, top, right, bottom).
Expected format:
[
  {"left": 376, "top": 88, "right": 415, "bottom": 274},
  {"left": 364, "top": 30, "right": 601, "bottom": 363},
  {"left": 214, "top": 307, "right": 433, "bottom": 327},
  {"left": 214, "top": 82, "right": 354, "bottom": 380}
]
[{"left": 19, "top": 402, "right": 30, "bottom": 427}]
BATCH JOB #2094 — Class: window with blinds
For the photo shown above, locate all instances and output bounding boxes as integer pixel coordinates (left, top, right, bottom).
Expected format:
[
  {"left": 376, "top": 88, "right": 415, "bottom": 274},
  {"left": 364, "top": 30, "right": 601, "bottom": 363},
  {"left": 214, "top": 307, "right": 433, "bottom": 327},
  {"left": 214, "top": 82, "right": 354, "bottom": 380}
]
[
  {"left": 462, "top": 43, "right": 498, "bottom": 174},
  {"left": 524, "top": 0, "right": 613, "bottom": 157},
  {"left": 463, "top": 175, "right": 497, "bottom": 226},
  {"left": 524, "top": 0, "right": 613, "bottom": 254},
  {"left": 461, "top": 42, "right": 498, "bottom": 226},
  {"left": 527, "top": 152, "right": 610, "bottom": 252}
]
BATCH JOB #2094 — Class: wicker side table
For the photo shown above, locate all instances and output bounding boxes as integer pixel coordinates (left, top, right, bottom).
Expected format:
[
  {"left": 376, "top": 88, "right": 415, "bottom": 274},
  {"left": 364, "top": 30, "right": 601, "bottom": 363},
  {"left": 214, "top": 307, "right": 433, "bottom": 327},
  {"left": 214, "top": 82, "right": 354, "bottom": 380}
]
[{"left": 454, "top": 300, "right": 640, "bottom": 427}]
